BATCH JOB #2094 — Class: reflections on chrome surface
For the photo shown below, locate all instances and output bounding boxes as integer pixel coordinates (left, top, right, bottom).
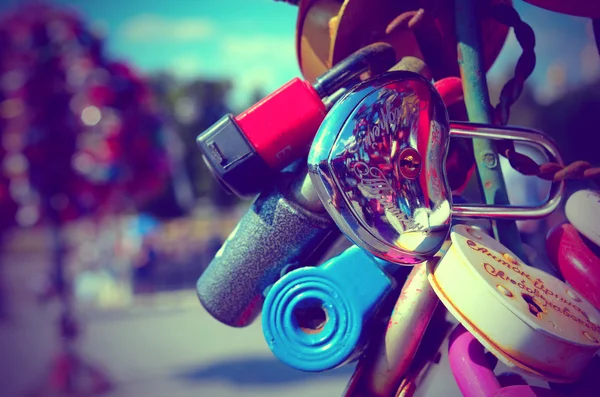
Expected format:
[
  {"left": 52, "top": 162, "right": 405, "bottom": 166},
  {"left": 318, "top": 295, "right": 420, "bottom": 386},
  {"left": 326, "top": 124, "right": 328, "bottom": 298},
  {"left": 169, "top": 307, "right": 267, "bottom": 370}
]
[{"left": 309, "top": 72, "right": 452, "bottom": 264}]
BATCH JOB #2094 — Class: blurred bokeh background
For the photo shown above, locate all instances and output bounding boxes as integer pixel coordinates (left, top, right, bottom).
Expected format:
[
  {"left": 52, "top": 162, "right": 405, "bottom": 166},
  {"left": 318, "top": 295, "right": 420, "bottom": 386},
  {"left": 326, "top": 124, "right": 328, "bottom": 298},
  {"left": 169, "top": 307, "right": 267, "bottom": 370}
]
[{"left": 0, "top": 1, "right": 598, "bottom": 396}]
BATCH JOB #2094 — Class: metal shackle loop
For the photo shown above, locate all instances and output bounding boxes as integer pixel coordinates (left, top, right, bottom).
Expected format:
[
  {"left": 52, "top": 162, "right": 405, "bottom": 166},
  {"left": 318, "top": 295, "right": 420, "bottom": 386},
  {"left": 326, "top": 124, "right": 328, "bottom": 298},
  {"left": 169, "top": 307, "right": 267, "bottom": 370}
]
[
  {"left": 449, "top": 123, "right": 565, "bottom": 220},
  {"left": 312, "top": 42, "right": 396, "bottom": 98}
]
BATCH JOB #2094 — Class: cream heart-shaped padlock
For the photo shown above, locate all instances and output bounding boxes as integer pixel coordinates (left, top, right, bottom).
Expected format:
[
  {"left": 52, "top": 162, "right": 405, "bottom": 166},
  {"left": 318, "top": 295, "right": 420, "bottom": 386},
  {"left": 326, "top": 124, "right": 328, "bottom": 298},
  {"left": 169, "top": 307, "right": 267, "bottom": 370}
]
[{"left": 428, "top": 224, "right": 600, "bottom": 383}]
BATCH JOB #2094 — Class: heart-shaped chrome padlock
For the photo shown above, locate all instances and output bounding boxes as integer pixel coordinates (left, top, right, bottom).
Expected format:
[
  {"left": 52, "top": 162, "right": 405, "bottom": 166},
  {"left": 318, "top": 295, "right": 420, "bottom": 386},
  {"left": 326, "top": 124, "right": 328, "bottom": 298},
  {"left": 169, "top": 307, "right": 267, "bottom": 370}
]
[{"left": 308, "top": 71, "right": 565, "bottom": 265}]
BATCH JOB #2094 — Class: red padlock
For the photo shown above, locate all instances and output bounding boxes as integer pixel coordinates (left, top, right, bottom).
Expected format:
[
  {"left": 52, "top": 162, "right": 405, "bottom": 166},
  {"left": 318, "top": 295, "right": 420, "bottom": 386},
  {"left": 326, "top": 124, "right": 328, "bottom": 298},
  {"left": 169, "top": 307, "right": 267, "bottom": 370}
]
[
  {"left": 448, "top": 324, "right": 564, "bottom": 397},
  {"left": 196, "top": 43, "right": 396, "bottom": 198},
  {"left": 235, "top": 77, "right": 326, "bottom": 169},
  {"left": 546, "top": 222, "right": 600, "bottom": 311}
]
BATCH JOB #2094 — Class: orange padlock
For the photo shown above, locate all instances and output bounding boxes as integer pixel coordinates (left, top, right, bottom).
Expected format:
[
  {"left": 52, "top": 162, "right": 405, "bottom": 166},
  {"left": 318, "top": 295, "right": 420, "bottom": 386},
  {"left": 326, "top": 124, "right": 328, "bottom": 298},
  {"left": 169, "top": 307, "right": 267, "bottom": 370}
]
[
  {"left": 295, "top": 0, "right": 512, "bottom": 82},
  {"left": 523, "top": 1, "right": 600, "bottom": 18}
]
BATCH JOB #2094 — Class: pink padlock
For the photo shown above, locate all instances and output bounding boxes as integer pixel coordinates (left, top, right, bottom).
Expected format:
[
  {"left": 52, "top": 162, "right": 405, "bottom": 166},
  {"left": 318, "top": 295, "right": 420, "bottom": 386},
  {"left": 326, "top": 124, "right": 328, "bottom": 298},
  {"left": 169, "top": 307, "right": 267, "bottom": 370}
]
[
  {"left": 448, "top": 324, "right": 564, "bottom": 397},
  {"left": 546, "top": 223, "right": 600, "bottom": 311}
]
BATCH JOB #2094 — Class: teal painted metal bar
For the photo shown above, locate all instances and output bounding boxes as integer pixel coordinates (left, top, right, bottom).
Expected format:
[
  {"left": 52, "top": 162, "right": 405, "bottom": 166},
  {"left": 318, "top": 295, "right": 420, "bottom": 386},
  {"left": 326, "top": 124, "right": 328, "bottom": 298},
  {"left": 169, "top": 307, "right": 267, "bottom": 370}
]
[{"left": 455, "top": 0, "right": 528, "bottom": 262}]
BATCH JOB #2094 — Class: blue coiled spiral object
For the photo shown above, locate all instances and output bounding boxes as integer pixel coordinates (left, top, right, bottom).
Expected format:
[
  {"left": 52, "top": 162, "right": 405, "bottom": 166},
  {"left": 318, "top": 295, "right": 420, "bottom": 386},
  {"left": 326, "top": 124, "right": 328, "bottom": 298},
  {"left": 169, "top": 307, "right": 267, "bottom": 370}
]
[{"left": 262, "top": 244, "right": 396, "bottom": 372}]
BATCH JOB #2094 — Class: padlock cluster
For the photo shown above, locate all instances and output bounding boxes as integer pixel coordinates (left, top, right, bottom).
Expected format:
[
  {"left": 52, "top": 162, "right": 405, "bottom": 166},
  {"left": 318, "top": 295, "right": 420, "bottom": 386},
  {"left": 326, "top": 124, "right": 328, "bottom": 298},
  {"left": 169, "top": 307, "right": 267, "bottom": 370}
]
[{"left": 194, "top": 33, "right": 600, "bottom": 397}]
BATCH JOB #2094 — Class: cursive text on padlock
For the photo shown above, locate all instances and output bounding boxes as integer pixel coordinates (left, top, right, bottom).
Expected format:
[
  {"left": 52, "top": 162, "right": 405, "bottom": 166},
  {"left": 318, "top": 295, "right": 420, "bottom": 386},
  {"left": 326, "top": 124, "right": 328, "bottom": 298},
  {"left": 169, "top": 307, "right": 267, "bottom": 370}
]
[
  {"left": 353, "top": 161, "right": 427, "bottom": 234},
  {"left": 363, "top": 100, "right": 403, "bottom": 149},
  {"left": 483, "top": 262, "right": 600, "bottom": 333},
  {"left": 466, "top": 233, "right": 600, "bottom": 335},
  {"left": 467, "top": 239, "right": 590, "bottom": 316},
  {"left": 428, "top": 120, "right": 445, "bottom": 200}
]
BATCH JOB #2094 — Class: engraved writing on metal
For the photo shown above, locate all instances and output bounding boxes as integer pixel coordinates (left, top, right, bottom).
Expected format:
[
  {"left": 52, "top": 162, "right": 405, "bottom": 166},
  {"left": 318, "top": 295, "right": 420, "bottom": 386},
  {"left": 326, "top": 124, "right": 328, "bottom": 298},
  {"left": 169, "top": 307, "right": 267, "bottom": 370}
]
[
  {"left": 353, "top": 161, "right": 426, "bottom": 233},
  {"left": 466, "top": 239, "right": 600, "bottom": 334},
  {"left": 361, "top": 89, "right": 418, "bottom": 150},
  {"left": 308, "top": 75, "right": 453, "bottom": 263},
  {"left": 428, "top": 120, "right": 444, "bottom": 201},
  {"left": 363, "top": 101, "right": 402, "bottom": 149}
]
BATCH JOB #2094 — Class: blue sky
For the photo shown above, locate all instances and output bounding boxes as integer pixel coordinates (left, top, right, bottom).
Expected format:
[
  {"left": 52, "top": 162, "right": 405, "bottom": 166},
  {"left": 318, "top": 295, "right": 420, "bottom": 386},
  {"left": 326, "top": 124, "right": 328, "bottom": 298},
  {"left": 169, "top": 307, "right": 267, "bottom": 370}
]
[{"left": 1, "top": 0, "right": 598, "bottom": 109}]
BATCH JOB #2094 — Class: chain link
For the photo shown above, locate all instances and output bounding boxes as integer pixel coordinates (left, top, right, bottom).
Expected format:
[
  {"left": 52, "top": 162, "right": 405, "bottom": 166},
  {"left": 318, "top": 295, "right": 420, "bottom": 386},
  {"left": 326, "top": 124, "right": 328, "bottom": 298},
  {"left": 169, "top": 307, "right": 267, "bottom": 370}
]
[
  {"left": 489, "top": 4, "right": 536, "bottom": 126},
  {"left": 489, "top": 4, "right": 600, "bottom": 185}
]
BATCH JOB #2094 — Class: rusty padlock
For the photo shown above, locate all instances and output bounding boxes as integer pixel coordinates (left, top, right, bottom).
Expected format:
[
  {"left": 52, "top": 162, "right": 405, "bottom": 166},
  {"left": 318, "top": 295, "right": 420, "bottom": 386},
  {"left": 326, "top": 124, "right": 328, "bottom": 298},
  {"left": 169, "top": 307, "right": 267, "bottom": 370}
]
[
  {"left": 342, "top": 261, "right": 439, "bottom": 396},
  {"left": 295, "top": 0, "right": 511, "bottom": 82},
  {"left": 430, "top": 224, "right": 600, "bottom": 383},
  {"left": 342, "top": 228, "right": 457, "bottom": 397},
  {"left": 307, "top": 71, "right": 565, "bottom": 265},
  {"left": 448, "top": 324, "right": 564, "bottom": 397}
]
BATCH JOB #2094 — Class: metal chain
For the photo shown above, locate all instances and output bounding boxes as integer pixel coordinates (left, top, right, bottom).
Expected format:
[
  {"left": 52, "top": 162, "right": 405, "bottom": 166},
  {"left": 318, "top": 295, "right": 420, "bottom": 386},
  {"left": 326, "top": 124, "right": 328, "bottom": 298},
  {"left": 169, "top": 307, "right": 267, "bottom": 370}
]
[
  {"left": 489, "top": 4, "right": 536, "bottom": 126},
  {"left": 489, "top": 4, "right": 600, "bottom": 185}
]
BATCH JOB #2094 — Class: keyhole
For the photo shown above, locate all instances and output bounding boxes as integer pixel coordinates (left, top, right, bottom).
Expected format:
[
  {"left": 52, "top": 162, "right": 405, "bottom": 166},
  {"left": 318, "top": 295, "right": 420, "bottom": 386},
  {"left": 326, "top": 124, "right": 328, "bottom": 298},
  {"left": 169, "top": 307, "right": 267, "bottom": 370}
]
[
  {"left": 522, "top": 293, "right": 544, "bottom": 318},
  {"left": 293, "top": 298, "right": 328, "bottom": 334},
  {"left": 399, "top": 148, "right": 422, "bottom": 179},
  {"left": 401, "top": 156, "right": 419, "bottom": 170}
]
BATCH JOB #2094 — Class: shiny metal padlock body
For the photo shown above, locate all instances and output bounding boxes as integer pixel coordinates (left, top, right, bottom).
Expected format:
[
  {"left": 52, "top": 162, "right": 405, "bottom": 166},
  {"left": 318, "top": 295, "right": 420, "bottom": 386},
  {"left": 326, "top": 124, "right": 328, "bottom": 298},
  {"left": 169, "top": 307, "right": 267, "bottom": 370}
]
[{"left": 307, "top": 70, "right": 565, "bottom": 264}]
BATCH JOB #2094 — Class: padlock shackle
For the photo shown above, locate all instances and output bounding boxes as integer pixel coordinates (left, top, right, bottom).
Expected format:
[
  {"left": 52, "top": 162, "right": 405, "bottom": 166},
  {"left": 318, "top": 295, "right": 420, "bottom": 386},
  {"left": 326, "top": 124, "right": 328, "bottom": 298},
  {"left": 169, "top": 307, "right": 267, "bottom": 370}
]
[
  {"left": 448, "top": 324, "right": 502, "bottom": 397},
  {"left": 312, "top": 42, "right": 396, "bottom": 98},
  {"left": 449, "top": 122, "right": 566, "bottom": 220}
]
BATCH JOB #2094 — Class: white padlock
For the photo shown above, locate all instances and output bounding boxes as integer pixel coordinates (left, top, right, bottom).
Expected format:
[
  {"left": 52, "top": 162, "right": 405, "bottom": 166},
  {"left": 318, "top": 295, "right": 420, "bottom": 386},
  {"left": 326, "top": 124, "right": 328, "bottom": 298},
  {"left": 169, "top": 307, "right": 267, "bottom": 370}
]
[
  {"left": 427, "top": 224, "right": 600, "bottom": 383},
  {"left": 565, "top": 189, "right": 600, "bottom": 249}
]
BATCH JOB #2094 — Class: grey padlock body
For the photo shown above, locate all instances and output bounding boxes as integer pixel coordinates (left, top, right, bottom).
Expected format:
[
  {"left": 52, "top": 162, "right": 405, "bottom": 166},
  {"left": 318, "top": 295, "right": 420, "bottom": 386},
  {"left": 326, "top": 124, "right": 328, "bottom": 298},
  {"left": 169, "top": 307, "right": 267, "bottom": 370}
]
[{"left": 196, "top": 175, "right": 334, "bottom": 328}]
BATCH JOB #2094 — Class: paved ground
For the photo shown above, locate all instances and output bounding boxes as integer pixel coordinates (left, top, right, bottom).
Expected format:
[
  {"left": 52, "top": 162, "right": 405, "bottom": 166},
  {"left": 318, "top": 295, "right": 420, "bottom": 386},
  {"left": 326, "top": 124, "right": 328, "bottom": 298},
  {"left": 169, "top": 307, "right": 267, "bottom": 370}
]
[
  {"left": 0, "top": 297, "right": 352, "bottom": 397},
  {"left": 0, "top": 275, "right": 466, "bottom": 397},
  {"left": 0, "top": 228, "right": 553, "bottom": 397}
]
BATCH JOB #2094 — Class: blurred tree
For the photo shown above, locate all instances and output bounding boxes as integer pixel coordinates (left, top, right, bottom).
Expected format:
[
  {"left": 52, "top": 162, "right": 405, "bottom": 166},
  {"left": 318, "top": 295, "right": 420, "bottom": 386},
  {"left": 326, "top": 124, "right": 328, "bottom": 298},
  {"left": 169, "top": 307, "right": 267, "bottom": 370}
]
[
  {"left": 176, "top": 80, "right": 231, "bottom": 196},
  {"left": 137, "top": 124, "right": 196, "bottom": 219},
  {"left": 142, "top": 74, "right": 196, "bottom": 219},
  {"left": 504, "top": 84, "right": 540, "bottom": 129},
  {"left": 248, "top": 87, "right": 267, "bottom": 107},
  {"left": 533, "top": 80, "right": 600, "bottom": 166},
  {"left": 149, "top": 75, "right": 242, "bottom": 209},
  {"left": 0, "top": 80, "right": 18, "bottom": 234},
  {"left": 488, "top": 67, "right": 598, "bottom": 166},
  {"left": 495, "top": 77, "right": 600, "bottom": 166},
  {"left": 0, "top": 6, "right": 171, "bottom": 226},
  {"left": 0, "top": 2, "right": 171, "bottom": 393}
]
